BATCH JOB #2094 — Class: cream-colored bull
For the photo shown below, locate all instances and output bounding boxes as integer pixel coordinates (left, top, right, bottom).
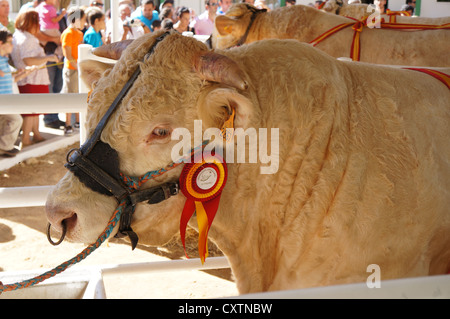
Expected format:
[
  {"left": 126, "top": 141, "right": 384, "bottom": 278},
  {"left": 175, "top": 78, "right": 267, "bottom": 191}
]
[
  {"left": 46, "top": 31, "right": 450, "bottom": 294},
  {"left": 323, "top": 0, "right": 450, "bottom": 25},
  {"left": 212, "top": 4, "right": 450, "bottom": 67}
]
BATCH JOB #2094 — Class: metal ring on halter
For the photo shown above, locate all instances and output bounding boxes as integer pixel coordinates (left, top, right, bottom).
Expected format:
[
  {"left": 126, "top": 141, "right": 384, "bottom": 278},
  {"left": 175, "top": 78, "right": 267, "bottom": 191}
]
[
  {"left": 47, "top": 221, "right": 67, "bottom": 246},
  {"left": 65, "top": 148, "right": 80, "bottom": 167}
]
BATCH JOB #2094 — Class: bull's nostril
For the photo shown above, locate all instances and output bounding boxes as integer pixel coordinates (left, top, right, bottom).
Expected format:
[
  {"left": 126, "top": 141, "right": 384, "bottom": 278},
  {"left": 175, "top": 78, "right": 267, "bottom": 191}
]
[{"left": 64, "top": 213, "right": 77, "bottom": 232}]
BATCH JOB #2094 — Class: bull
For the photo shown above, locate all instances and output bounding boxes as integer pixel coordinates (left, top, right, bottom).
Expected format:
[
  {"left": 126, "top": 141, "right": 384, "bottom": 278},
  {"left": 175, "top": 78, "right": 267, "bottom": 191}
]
[
  {"left": 211, "top": 4, "right": 450, "bottom": 67},
  {"left": 46, "top": 31, "right": 450, "bottom": 294},
  {"left": 323, "top": 0, "right": 450, "bottom": 25}
]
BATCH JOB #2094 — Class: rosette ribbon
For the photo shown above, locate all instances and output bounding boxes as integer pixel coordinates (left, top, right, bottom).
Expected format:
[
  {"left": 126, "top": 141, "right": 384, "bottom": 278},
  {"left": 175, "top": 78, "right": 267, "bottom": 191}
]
[{"left": 179, "top": 153, "right": 227, "bottom": 264}]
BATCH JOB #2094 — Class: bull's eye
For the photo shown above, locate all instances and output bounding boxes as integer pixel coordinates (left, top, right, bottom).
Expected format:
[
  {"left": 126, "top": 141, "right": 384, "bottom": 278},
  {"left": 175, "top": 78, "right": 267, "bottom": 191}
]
[{"left": 152, "top": 127, "right": 171, "bottom": 137}]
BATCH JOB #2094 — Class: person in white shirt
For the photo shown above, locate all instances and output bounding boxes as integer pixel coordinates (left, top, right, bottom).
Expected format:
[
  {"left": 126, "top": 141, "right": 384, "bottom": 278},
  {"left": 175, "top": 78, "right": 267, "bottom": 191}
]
[
  {"left": 11, "top": 10, "right": 58, "bottom": 146},
  {"left": 106, "top": 3, "right": 145, "bottom": 42}
]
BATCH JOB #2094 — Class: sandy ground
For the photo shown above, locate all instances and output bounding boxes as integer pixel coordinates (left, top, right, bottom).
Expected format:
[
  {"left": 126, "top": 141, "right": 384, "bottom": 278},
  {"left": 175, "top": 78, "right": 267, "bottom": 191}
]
[{"left": 0, "top": 143, "right": 238, "bottom": 299}]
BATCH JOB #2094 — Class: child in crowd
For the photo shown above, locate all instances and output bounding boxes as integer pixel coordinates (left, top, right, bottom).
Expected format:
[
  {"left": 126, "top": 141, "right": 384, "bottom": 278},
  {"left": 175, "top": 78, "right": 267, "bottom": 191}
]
[
  {"left": 36, "top": 0, "right": 66, "bottom": 47},
  {"left": 60, "top": 7, "right": 86, "bottom": 135},
  {"left": 37, "top": 0, "right": 67, "bottom": 130},
  {"left": 84, "top": 8, "right": 106, "bottom": 48},
  {"left": 0, "top": 28, "right": 35, "bottom": 156},
  {"left": 151, "top": 19, "right": 161, "bottom": 32}
]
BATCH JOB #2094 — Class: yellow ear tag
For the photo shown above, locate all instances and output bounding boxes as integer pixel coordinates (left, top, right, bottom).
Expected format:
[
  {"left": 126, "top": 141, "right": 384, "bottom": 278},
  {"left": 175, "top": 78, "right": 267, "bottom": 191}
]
[
  {"left": 220, "top": 107, "right": 235, "bottom": 143},
  {"left": 87, "top": 89, "right": 93, "bottom": 103},
  {"left": 224, "top": 25, "right": 232, "bottom": 33}
]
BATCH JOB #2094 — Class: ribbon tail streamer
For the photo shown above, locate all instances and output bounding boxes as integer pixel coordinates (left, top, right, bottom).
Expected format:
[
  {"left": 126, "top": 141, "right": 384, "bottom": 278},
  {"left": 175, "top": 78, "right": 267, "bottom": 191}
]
[{"left": 180, "top": 199, "right": 196, "bottom": 258}]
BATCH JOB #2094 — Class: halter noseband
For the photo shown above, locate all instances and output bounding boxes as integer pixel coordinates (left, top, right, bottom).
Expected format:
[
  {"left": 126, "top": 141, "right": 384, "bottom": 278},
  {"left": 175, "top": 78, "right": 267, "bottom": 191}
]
[{"left": 62, "top": 32, "right": 176, "bottom": 249}]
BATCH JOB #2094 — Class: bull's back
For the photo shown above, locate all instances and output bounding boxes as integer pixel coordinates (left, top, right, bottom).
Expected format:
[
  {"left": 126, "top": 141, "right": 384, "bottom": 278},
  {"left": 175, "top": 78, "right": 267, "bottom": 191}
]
[
  {"left": 255, "top": 6, "right": 450, "bottom": 66},
  {"left": 347, "top": 61, "right": 450, "bottom": 242},
  {"left": 360, "top": 28, "right": 450, "bottom": 66}
]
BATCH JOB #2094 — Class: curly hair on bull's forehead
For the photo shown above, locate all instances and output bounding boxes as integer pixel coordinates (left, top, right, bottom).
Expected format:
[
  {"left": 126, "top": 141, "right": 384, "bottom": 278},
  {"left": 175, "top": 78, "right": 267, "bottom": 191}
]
[{"left": 85, "top": 32, "right": 208, "bottom": 146}]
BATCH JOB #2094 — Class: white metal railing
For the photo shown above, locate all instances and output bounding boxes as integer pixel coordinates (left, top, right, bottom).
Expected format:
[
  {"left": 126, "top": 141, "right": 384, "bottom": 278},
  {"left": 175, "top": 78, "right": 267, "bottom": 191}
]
[
  {"left": 0, "top": 36, "right": 117, "bottom": 206},
  {"left": 0, "top": 186, "right": 53, "bottom": 208},
  {"left": 0, "top": 93, "right": 88, "bottom": 142}
]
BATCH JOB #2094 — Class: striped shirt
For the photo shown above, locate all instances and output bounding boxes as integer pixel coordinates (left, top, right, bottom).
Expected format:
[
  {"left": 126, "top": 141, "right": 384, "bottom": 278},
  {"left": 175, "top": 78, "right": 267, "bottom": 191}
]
[{"left": 0, "top": 55, "right": 13, "bottom": 94}]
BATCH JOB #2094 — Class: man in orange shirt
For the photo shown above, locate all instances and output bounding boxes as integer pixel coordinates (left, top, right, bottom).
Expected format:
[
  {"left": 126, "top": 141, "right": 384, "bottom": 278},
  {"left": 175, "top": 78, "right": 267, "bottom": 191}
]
[{"left": 60, "top": 7, "right": 86, "bottom": 134}]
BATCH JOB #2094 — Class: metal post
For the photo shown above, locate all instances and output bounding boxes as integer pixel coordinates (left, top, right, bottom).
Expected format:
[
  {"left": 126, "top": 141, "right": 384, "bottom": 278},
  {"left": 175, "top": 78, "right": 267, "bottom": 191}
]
[
  {"left": 110, "top": 0, "right": 120, "bottom": 42},
  {"left": 78, "top": 44, "right": 93, "bottom": 143},
  {"left": 415, "top": 0, "right": 421, "bottom": 16}
]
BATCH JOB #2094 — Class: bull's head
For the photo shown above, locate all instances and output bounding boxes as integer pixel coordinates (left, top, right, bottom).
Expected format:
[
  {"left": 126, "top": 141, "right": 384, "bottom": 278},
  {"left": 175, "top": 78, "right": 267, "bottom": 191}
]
[
  {"left": 211, "top": 4, "right": 267, "bottom": 49},
  {"left": 321, "top": 0, "right": 345, "bottom": 14},
  {"left": 46, "top": 31, "right": 255, "bottom": 248}
]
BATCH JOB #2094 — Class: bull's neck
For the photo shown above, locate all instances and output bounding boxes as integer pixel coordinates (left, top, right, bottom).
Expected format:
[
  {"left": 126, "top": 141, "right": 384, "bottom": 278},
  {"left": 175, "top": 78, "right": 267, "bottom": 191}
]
[
  {"left": 208, "top": 97, "right": 351, "bottom": 293},
  {"left": 247, "top": 5, "right": 353, "bottom": 44}
]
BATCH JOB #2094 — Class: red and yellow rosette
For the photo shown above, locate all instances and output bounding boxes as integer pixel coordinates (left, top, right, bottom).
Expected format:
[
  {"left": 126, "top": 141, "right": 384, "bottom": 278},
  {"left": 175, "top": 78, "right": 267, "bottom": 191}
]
[{"left": 179, "top": 154, "right": 227, "bottom": 264}]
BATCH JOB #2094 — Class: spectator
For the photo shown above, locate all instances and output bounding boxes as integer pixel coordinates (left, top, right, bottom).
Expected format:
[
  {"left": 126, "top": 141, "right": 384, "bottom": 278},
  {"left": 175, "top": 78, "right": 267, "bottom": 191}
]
[
  {"left": 18, "top": 0, "right": 44, "bottom": 15},
  {"left": 36, "top": 0, "right": 66, "bottom": 130},
  {"left": 119, "top": 0, "right": 135, "bottom": 10},
  {"left": 159, "top": 0, "right": 174, "bottom": 12},
  {"left": 0, "top": 28, "right": 22, "bottom": 157},
  {"left": 159, "top": 6, "right": 173, "bottom": 22},
  {"left": 106, "top": 3, "right": 146, "bottom": 42},
  {"left": 36, "top": 0, "right": 66, "bottom": 41},
  {"left": 0, "top": 28, "right": 34, "bottom": 89},
  {"left": 174, "top": 6, "right": 195, "bottom": 34},
  {"left": 0, "top": 0, "right": 14, "bottom": 33},
  {"left": 89, "top": 0, "right": 104, "bottom": 11},
  {"left": 84, "top": 8, "right": 105, "bottom": 48},
  {"left": 314, "top": 1, "right": 324, "bottom": 9},
  {"left": 151, "top": 19, "right": 161, "bottom": 31},
  {"left": 402, "top": 5, "right": 414, "bottom": 16},
  {"left": 190, "top": 0, "right": 218, "bottom": 36},
  {"left": 161, "top": 18, "right": 173, "bottom": 30},
  {"left": 217, "top": 0, "right": 233, "bottom": 15},
  {"left": 285, "top": 0, "right": 296, "bottom": 6},
  {"left": 131, "top": 0, "right": 159, "bottom": 31},
  {"left": 60, "top": 7, "right": 86, "bottom": 135},
  {"left": 374, "top": 0, "right": 387, "bottom": 14},
  {"left": 11, "top": 10, "right": 59, "bottom": 147},
  {"left": 401, "top": 0, "right": 415, "bottom": 12},
  {"left": 255, "top": 0, "right": 270, "bottom": 11}
]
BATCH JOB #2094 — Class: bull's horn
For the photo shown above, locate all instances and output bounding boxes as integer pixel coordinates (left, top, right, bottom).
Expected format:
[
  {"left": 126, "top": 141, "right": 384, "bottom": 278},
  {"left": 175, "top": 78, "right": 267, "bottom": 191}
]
[
  {"left": 194, "top": 52, "right": 248, "bottom": 91},
  {"left": 92, "top": 39, "right": 134, "bottom": 60}
]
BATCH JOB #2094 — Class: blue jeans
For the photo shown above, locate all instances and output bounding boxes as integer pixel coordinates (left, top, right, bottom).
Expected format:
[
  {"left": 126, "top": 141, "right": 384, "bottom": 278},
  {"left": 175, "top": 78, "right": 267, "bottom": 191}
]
[{"left": 44, "top": 63, "right": 63, "bottom": 124}]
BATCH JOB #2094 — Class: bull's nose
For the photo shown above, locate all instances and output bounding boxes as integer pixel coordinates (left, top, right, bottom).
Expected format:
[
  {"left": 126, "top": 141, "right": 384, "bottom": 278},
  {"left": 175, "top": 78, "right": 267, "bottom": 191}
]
[{"left": 46, "top": 204, "right": 77, "bottom": 233}]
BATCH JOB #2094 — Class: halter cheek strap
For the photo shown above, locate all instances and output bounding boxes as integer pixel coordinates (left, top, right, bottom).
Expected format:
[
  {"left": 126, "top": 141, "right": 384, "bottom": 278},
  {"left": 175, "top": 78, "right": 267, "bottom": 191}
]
[{"left": 236, "top": 5, "right": 267, "bottom": 47}]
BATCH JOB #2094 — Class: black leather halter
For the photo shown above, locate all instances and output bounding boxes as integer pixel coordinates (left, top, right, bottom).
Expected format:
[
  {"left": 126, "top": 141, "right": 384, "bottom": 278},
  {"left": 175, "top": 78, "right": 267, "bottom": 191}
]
[
  {"left": 65, "top": 32, "right": 177, "bottom": 249},
  {"left": 235, "top": 4, "right": 267, "bottom": 47}
]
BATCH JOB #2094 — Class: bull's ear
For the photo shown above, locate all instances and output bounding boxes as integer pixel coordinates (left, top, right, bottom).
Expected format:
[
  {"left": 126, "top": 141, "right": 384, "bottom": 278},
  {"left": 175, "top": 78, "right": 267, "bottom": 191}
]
[
  {"left": 215, "top": 15, "right": 239, "bottom": 36},
  {"left": 79, "top": 60, "right": 114, "bottom": 89},
  {"left": 197, "top": 87, "right": 254, "bottom": 130}
]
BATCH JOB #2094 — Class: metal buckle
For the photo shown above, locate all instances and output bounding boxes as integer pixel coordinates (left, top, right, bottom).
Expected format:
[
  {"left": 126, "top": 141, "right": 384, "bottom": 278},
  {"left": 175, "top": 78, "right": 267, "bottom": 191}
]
[{"left": 65, "top": 148, "right": 81, "bottom": 166}]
